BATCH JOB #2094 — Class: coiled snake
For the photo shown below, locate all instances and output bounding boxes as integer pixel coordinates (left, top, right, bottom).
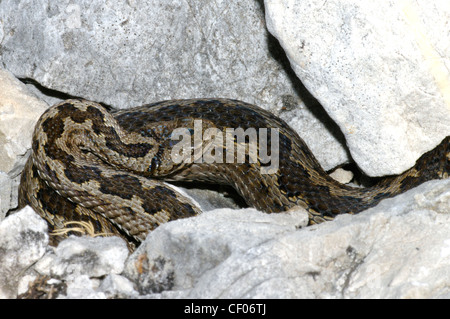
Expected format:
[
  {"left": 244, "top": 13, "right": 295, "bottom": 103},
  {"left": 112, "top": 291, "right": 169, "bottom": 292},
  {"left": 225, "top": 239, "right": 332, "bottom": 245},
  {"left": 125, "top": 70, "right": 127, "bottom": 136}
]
[{"left": 18, "top": 98, "right": 450, "bottom": 249}]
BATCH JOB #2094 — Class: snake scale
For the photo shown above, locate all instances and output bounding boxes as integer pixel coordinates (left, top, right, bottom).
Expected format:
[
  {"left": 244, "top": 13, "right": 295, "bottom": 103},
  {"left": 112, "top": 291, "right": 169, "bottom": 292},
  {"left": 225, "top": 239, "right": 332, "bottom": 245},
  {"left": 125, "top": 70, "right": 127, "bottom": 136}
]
[{"left": 18, "top": 98, "right": 449, "bottom": 249}]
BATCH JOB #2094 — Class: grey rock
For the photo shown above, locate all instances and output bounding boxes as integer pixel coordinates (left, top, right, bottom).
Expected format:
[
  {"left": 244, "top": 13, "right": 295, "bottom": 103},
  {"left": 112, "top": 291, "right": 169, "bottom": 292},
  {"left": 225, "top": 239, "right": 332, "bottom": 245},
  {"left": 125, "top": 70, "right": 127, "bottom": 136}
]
[
  {"left": 0, "top": 207, "right": 48, "bottom": 298},
  {"left": 34, "top": 235, "right": 129, "bottom": 279},
  {"left": 0, "top": 67, "right": 48, "bottom": 174},
  {"left": 265, "top": 0, "right": 450, "bottom": 176},
  {"left": 124, "top": 180, "right": 450, "bottom": 298},
  {"left": 61, "top": 275, "right": 106, "bottom": 299},
  {"left": 0, "top": 0, "right": 350, "bottom": 171},
  {"left": 97, "top": 274, "right": 138, "bottom": 299},
  {"left": 26, "top": 235, "right": 130, "bottom": 298},
  {"left": 0, "top": 0, "right": 293, "bottom": 109},
  {"left": 0, "top": 67, "right": 48, "bottom": 220},
  {"left": 123, "top": 207, "right": 309, "bottom": 296},
  {"left": 0, "top": 172, "right": 20, "bottom": 221},
  {"left": 7, "top": 180, "right": 450, "bottom": 299}
]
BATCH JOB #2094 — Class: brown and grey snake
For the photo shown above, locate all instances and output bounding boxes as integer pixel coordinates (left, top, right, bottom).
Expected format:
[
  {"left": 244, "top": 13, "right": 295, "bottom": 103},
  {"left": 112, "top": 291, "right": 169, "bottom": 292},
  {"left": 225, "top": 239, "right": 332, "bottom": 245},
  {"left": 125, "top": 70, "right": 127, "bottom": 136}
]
[{"left": 18, "top": 98, "right": 450, "bottom": 249}]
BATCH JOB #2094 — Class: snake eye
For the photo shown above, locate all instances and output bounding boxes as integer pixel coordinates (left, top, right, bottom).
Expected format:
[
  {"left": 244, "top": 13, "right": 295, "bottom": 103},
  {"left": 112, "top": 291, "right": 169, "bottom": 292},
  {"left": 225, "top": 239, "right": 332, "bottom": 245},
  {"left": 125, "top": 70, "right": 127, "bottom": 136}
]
[{"left": 149, "top": 156, "right": 160, "bottom": 175}]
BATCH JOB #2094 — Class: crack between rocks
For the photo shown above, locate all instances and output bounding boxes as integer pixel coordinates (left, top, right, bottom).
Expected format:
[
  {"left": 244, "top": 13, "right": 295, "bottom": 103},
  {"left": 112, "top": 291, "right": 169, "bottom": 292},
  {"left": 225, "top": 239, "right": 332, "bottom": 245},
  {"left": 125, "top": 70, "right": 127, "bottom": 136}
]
[
  {"left": 18, "top": 78, "right": 113, "bottom": 110},
  {"left": 19, "top": 78, "right": 83, "bottom": 100}
]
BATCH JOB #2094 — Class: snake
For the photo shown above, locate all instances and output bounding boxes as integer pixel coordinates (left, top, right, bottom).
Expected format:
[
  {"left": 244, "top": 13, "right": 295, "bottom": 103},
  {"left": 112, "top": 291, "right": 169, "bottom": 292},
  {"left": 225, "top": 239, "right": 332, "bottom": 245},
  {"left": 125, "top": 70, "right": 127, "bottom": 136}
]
[{"left": 18, "top": 98, "right": 450, "bottom": 250}]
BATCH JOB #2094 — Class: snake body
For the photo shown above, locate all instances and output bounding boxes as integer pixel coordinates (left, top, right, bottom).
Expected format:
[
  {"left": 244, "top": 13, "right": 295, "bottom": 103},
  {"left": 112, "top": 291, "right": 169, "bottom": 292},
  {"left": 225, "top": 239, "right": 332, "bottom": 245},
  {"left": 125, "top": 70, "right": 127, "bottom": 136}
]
[{"left": 19, "top": 99, "right": 450, "bottom": 249}]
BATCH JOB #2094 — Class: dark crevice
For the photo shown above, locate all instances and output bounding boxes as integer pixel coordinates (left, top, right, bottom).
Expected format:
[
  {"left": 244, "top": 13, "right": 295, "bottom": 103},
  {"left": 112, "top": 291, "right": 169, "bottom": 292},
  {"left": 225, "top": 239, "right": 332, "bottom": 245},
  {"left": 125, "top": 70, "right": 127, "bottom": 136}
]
[
  {"left": 265, "top": 34, "right": 351, "bottom": 160},
  {"left": 170, "top": 181, "right": 248, "bottom": 210},
  {"left": 263, "top": 31, "right": 367, "bottom": 182},
  {"left": 18, "top": 78, "right": 113, "bottom": 110},
  {"left": 255, "top": 1, "right": 374, "bottom": 183},
  {"left": 19, "top": 77, "right": 82, "bottom": 100}
]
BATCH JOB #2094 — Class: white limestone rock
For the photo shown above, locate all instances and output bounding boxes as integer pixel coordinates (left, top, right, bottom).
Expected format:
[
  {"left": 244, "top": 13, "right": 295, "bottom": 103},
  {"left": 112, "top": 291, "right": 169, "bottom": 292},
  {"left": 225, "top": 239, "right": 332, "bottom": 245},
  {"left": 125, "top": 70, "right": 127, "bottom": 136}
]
[
  {"left": 0, "top": 172, "right": 20, "bottom": 221},
  {"left": 97, "top": 274, "right": 139, "bottom": 299},
  {"left": 0, "top": 207, "right": 48, "bottom": 298},
  {"left": 61, "top": 275, "right": 106, "bottom": 299},
  {"left": 0, "top": 67, "right": 48, "bottom": 174},
  {"left": 123, "top": 207, "right": 309, "bottom": 295},
  {"left": 28, "top": 235, "right": 130, "bottom": 299},
  {"left": 34, "top": 236, "right": 129, "bottom": 279},
  {"left": 0, "top": 0, "right": 295, "bottom": 108},
  {"left": 265, "top": 0, "right": 450, "bottom": 176},
  {"left": 124, "top": 179, "right": 450, "bottom": 298},
  {"left": 0, "top": 67, "right": 48, "bottom": 220},
  {"left": 6, "top": 179, "right": 450, "bottom": 299},
  {"left": 0, "top": 0, "right": 350, "bottom": 171}
]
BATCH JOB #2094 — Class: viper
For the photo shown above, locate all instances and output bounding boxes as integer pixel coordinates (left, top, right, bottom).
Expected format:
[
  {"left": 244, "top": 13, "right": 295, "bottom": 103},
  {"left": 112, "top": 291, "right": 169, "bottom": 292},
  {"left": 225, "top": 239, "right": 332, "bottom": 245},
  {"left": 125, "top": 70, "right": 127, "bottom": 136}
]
[{"left": 18, "top": 98, "right": 450, "bottom": 249}]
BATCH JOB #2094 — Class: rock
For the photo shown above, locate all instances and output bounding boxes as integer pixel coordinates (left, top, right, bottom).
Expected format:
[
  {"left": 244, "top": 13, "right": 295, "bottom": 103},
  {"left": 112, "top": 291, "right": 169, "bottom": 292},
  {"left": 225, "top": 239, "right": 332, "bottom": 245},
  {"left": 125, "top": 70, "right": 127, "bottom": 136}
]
[
  {"left": 329, "top": 167, "right": 354, "bottom": 184},
  {"left": 0, "top": 206, "right": 48, "bottom": 299},
  {"left": 0, "top": 67, "right": 48, "bottom": 220},
  {"left": 6, "top": 180, "right": 450, "bottom": 299},
  {"left": 0, "top": 1, "right": 292, "bottom": 109},
  {"left": 0, "top": 172, "right": 20, "bottom": 221},
  {"left": 265, "top": 0, "right": 450, "bottom": 176},
  {"left": 62, "top": 275, "right": 106, "bottom": 299},
  {"left": 97, "top": 274, "right": 138, "bottom": 299},
  {"left": 34, "top": 236, "right": 129, "bottom": 279},
  {"left": 0, "top": 67, "right": 48, "bottom": 174},
  {"left": 17, "top": 276, "right": 68, "bottom": 299},
  {"left": 0, "top": 0, "right": 350, "bottom": 171},
  {"left": 176, "top": 185, "right": 243, "bottom": 212},
  {"left": 19, "top": 235, "right": 130, "bottom": 299},
  {"left": 124, "top": 179, "right": 450, "bottom": 298},
  {"left": 123, "top": 207, "right": 309, "bottom": 295}
]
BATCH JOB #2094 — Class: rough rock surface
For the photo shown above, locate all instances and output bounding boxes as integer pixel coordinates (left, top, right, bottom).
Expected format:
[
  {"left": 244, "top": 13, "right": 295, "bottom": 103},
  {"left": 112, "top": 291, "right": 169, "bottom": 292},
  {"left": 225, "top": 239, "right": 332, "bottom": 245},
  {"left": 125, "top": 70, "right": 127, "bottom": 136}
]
[
  {"left": 0, "top": 0, "right": 351, "bottom": 172},
  {"left": 123, "top": 207, "right": 310, "bottom": 296},
  {"left": 265, "top": 0, "right": 450, "bottom": 176},
  {"left": 1, "top": 0, "right": 292, "bottom": 109},
  {"left": 0, "top": 207, "right": 48, "bottom": 299},
  {"left": 34, "top": 236, "right": 129, "bottom": 279},
  {"left": 3, "top": 179, "right": 449, "bottom": 299},
  {"left": 0, "top": 68, "right": 48, "bottom": 219},
  {"left": 0, "top": 68, "right": 48, "bottom": 173},
  {"left": 124, "top": 180, "right": 450, "bottom": 299}
]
